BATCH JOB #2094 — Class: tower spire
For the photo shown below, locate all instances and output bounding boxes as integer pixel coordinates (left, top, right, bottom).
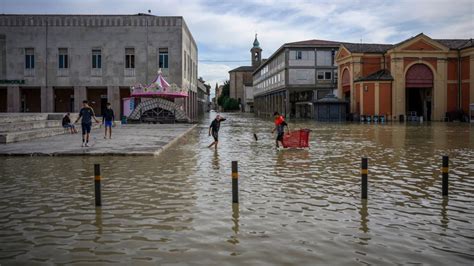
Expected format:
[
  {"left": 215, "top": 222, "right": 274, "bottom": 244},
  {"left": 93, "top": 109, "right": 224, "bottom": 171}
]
[
  {"left": 253, "top": 33, "right": 260, "bottom": 48},
  {"left": 251, "top": 34, "right": 262, "bottom": 67}
]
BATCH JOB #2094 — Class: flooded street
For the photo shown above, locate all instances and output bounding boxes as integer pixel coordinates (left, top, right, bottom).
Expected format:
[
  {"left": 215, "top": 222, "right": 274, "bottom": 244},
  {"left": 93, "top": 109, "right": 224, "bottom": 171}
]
[{"left": 1, "top": 112, "right": 473, "bottom": 265}]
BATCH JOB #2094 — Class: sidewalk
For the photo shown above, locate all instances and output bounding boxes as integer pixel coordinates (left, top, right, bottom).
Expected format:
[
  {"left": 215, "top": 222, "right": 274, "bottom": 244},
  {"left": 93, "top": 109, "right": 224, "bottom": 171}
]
[{"left": 0, "top": 124, "right": 196, "bottom": 156}]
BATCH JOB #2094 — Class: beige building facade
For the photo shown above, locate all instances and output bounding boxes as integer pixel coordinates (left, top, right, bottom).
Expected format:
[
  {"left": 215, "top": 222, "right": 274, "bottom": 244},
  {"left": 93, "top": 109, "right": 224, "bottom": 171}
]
[{"left": 0, "top": 14, "right": 198, "bottom": 121}]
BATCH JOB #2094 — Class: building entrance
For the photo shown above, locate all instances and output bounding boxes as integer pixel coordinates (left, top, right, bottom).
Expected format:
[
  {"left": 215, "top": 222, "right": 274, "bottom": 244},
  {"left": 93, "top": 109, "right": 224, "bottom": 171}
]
[
  {"left": 405, "top": 63, "right": 434, "bottom": 121},
  {"left": 406, "top": 88, "right": 432, "bottom": 121},
  {"left": 20, "top": 88, "right": 41, "bottom": 112},
  {"left": 54, "top": 88, "right": 74, "bottom": 113}
]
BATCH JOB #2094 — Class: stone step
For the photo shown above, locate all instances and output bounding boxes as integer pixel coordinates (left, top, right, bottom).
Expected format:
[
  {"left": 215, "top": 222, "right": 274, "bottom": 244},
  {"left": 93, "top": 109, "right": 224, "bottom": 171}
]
[
  {"left": 0, "top": 113, "right": 50, "bottom": 124},
  {"left": 0, "top": 120, "right": 62, "bottom": 132},
  {"left": 0, "top": 127, "right": 68, "bottom": 144},
  {"left": 0, "top": 123, "right": 100, "bottom": 144}
]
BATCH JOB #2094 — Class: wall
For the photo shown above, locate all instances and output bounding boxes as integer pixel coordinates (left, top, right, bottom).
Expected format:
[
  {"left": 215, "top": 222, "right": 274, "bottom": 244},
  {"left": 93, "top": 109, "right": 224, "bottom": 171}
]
[
  {"left": 0, "top": 15, "right": 186, "bottom": 88},
  {"left": 362, "top": 82, "right": 375, "bottom": 115},
  {"left": 0, "top": 15, "right": 198, "bottom": 118},
  {"left": 379, "top": 83, "right": 391, "bottom": 116},
  {"left": 362, "top": 56, "right": 381, "bottom": 76},
  {"left": 289, "top": 69, "right": 315, "bottom": 85}
]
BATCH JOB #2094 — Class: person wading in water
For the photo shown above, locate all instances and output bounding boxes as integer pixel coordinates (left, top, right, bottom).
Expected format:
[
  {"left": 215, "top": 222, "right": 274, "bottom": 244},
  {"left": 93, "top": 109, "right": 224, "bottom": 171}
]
[{"left": 208, "top": 115, "right": 226, "bottom": 150}]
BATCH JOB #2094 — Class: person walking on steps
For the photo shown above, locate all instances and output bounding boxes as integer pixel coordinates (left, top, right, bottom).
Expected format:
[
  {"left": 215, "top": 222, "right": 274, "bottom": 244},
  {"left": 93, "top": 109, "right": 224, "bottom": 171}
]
[
  {"left": 74, "top": 100, "right": 100, "bottom": 147},
  {"left": 208, "top": 114, "right": 226, "bottom": 150}
]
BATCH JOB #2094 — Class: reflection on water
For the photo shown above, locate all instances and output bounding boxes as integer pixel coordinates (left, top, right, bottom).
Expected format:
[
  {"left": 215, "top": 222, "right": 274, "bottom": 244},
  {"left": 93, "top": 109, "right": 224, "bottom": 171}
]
[{"left": 0, "top": 112, "right": 473, "bottom": 264}]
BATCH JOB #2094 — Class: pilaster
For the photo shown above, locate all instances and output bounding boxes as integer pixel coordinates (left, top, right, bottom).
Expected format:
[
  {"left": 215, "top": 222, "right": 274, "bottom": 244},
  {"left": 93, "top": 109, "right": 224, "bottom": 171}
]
[
  {"left": 7, "top": 86, "right": 20, "bottom": 112},
  {"left": 41, "top": 86, "right": 54, "bottom": 112},
  {"left": 107, "top": 86, "right": 120, "bottom": 118},
  {"left": 375, "top": 82, "right": 380, "bottom": 115},
  {"left": 74, "top": 86, "right": 86, "bottom": 112},
  {"left": 434, "top": 59, "right": 447, "bottom": 121}
]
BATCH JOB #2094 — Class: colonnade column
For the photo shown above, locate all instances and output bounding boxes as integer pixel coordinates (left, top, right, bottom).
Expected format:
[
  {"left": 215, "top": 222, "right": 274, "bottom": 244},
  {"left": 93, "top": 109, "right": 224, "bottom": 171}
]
[
  {"left": 7, "top": 86, "right": 20, "bottom": 112},
  {"left": 41, "top": 86, "right": 54, "bottom": 112},
  {"left": 107, "top": 86, "right": 120, "bottom": 117},
  {"left": 74, "top": 86, "right": 86, "bottom": 112}
]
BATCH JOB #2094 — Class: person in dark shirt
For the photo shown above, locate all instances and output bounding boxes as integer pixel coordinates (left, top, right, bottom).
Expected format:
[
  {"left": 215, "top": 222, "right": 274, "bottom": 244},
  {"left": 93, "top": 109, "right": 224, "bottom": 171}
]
[
  {"left": 102, "top": 102, "right": 115, "bottom": 139},
  {"left": 74, "top": 100, "right": 100, "bottom": 147},
  {"left": 208, "top": 114, "right": 226, "bottom": 149},
  {"left": 62, "top": 113, "right": 77, "bottom": 134}
]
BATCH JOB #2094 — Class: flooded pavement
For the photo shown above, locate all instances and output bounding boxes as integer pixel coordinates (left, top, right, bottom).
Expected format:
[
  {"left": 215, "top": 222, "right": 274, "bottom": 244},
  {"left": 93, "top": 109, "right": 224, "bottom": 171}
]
[{"left": 0, "top": 112, "right": 473, "bottom": 265}]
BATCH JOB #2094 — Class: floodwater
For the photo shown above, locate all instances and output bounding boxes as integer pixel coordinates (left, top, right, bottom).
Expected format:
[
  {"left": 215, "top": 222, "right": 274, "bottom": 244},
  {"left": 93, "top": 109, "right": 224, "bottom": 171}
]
[{"left": 1, "top": 112, "right": 473, "bottom": 265}]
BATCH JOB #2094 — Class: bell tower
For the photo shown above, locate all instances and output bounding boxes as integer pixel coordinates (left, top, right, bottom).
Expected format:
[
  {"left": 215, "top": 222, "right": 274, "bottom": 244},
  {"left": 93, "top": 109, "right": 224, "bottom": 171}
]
[{"left": 251, "top": 34, "right": 262, "bottom": 68}]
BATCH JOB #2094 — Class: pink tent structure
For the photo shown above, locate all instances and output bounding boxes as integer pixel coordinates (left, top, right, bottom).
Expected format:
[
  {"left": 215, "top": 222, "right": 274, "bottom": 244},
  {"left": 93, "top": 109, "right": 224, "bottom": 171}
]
[{"left": 130, "top": 71, "right": 188, "bottom": 99}]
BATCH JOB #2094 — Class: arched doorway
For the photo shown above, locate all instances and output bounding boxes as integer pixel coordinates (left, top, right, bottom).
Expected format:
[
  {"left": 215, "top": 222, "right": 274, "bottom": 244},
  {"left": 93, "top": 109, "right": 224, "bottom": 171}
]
[
  {"left": 405, "top": 64, "right": 433, "bottom": 121},
  {"left": 342, "top": 69, "right": 350, "bottom": 102}
]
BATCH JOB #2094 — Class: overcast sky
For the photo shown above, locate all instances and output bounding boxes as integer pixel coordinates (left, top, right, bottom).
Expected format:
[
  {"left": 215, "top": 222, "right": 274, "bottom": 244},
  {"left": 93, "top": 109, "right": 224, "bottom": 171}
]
[{"left": 2, "top": 0, "right": 473, "bottom": 91}]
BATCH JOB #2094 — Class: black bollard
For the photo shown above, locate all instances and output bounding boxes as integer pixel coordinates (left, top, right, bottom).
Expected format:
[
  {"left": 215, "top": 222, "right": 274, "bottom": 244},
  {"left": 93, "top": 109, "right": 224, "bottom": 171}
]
[
  {"left": 442, "top": 156, "right": 449, "bottom": 197},
  {"left": 232, "top": 161, "right": 239, "bottom": 203},
  {"left": 361, "top": 158, "right": 368, "bottom": 199},
  {"left": 94, "top": 164, "right": 102, "bottom": 207}
]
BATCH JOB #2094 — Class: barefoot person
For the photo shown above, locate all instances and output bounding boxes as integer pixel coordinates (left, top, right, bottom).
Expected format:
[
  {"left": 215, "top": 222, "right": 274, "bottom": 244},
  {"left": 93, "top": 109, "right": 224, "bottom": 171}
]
[
  {"left": 74, "top": 100, "right": 100, "bottom": 147},
  {"left": 208, "top": 115, "right": 226, "bottom": 149},
  {"left": 272, "top": 111, "right": 288, "bottom": 148},
  {"left": 102, "top": 102, "right": 115, "bottom": 139}
]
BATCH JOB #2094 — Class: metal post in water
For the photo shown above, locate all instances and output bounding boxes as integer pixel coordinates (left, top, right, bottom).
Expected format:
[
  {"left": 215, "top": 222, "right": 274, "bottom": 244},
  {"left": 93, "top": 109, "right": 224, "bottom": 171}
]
[
  {"left": 94, "top": 164, "right": 102, "bottom": 207},
  {"left": 442, "top": 156, "right": 449, "bottom": 197},
  {"left": 232, "top": 161, "right": 239, "bottom": 203},
  {"left": 361, "top": 158, "right": 368, "bottom": 199}
]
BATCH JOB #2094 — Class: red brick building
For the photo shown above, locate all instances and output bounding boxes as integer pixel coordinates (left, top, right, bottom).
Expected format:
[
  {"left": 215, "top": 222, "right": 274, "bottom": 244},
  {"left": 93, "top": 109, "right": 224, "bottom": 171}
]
[{"left": 336, "top": 33, "right": 473, "bottom": 121}]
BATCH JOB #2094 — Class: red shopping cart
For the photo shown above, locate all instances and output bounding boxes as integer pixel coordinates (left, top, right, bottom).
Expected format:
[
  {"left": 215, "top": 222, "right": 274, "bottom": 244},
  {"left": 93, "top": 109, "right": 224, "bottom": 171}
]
[{"left": 282, "top": 129, "right": 311, "bottom": 148}]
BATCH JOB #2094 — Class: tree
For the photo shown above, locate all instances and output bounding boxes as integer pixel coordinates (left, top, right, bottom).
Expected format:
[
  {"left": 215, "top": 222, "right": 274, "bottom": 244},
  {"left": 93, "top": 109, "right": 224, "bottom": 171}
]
[{"left": 217, "top": 80, "right": 239, "bottom": 111}]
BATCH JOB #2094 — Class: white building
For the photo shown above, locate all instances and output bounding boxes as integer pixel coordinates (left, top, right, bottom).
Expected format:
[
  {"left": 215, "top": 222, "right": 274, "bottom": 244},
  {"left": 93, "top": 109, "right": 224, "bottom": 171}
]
[{"left": 253, "top": 39, "right": 340, "bottom": 118}]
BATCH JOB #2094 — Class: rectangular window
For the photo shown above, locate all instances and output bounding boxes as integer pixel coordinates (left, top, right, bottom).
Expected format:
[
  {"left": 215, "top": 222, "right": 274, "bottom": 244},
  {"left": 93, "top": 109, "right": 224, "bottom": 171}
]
[
  {"left": 25, "top": 48, "right": 34, "bottom": 69},
  {"left": 325, "top": 72, "right": 332, "bottom": 80},
  {"left": 125, "top": 48, "right": 135, "bottom": 69},
  {"left": 92, "top": 49, "right": 101, "bottom": 69},
  {"left": 159, "top": 48, "right": 168, "bottom": 69},
  {"left": 317, "top": 71, "right": 332, "bottom": 80},
  {"left": 317, "top": 71, "right": 324, "bottom": 80},
  {"left": 58, "top": 48, "right": 68, "bottom": 69},
  {"left": 316, "top": 50, "right": 332, "bottom": 66},
  {"left": 296, "top": 51, "right": 302, "bottom": 60}
]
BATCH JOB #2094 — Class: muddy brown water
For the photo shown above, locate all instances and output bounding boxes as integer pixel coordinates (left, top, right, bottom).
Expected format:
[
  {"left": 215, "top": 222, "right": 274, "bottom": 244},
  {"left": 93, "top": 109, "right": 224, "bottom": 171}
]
[{"left": 0, "top": 112, "right": 473, "bottom": 264}]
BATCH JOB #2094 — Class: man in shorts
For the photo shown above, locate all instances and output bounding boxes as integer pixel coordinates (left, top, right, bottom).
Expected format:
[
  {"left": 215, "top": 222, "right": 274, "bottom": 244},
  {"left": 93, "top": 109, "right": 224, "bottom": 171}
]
[
  {"left": 102, "top": 102, "right": 115, "bottom": 139},
  {"left": 272, "top": 111, "right": 288, "bottom": 148},
  {"left": 208, "top": 114, "right": 226, "bottom": 150},
  {"left": 74, "top": 100, "right": 100, "bottom": 147}
]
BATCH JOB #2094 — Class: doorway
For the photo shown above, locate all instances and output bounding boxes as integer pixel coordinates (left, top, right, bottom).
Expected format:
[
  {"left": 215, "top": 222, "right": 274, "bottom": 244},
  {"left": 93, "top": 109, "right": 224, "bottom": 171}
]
[
  {"left": 0, "top": 88, "right": 6, "bottom": 112},
  {"left": 87, "top": 88, "right": 107, "bottom": 116},
  {"left": 405, "top": 63, "right": 434, "bottom": 121},
  {"left": 54, "top": 88, "right": 74, "bottom": 113},
  {"left": 406, "top": 88, "right": 432, "bottom": 121},
  {"left": 20, "top": 88, "right": 41, "bottom": 112}
]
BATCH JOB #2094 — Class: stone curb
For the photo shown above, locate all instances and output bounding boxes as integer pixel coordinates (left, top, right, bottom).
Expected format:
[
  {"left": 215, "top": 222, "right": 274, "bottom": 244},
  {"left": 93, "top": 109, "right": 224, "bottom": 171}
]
[{"left": 0, "top": 124, "right": 197, "bottom": 157}]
